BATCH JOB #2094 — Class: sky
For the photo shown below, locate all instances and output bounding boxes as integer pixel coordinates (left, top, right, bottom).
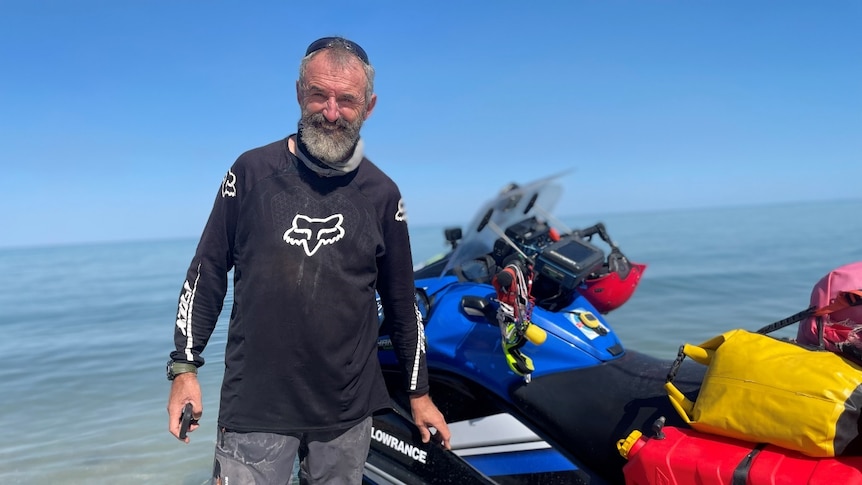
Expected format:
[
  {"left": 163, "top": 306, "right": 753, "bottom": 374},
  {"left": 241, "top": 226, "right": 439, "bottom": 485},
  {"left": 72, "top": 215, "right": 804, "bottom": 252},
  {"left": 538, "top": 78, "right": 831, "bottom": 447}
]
[{"left": 1, "top": 1, "right": 860, "bottom": 249}]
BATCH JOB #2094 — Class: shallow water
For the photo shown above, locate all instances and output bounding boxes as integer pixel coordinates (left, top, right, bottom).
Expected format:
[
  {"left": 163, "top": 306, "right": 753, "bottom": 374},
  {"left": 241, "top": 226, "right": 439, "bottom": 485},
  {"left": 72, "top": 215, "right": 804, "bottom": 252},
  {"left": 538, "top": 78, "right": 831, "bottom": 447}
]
[{"left": 1, "top": 199, "right": 860, "bottom": 483}]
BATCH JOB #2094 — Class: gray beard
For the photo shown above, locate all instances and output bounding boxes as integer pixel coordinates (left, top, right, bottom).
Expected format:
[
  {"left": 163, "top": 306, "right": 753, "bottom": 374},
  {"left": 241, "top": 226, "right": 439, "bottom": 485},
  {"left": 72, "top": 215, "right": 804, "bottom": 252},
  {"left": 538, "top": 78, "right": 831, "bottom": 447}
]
[{"left": 298, "top": 111, "right": 364, "bottom": 163}]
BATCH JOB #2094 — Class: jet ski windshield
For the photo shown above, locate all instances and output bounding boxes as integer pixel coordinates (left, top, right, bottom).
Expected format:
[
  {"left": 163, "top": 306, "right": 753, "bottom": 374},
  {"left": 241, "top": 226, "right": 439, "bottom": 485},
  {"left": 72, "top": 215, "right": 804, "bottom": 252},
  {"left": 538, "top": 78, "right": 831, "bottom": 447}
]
[{"left": 438, "top": 174, "right": 565, "bottom": 277}]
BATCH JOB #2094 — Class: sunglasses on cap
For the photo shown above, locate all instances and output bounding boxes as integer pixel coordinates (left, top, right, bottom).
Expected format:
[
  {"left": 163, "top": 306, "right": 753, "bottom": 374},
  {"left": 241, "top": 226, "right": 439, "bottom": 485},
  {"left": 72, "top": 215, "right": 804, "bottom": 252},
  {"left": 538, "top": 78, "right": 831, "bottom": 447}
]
[{"left": 305, "top": 37, "right": 369, "bottom": 65}]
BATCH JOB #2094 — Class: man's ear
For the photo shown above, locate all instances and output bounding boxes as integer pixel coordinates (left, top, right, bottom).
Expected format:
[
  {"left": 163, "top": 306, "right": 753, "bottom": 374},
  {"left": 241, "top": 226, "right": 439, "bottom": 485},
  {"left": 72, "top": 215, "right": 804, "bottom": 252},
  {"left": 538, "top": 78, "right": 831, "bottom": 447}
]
[
  {"left": 364, "top": 93, "right": 377, "bottom": 120},
  {"left": 296, "top": 80, "right": 302, "bottom": 105}
]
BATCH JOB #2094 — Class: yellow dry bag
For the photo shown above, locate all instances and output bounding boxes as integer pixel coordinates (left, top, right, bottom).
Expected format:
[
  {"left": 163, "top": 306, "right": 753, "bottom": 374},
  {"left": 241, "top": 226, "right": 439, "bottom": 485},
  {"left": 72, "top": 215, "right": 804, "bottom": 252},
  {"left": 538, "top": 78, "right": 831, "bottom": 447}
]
[{"left": 665, "top": 329, "right": 862, "bottom": 457}]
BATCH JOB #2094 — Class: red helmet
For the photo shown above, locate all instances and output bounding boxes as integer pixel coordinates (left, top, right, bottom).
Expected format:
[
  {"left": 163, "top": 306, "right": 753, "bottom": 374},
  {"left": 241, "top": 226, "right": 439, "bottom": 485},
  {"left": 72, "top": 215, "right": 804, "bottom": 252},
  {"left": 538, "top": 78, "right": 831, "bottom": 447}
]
[{"left": 580, "top": 251, "right": 646, "bottom": 314}]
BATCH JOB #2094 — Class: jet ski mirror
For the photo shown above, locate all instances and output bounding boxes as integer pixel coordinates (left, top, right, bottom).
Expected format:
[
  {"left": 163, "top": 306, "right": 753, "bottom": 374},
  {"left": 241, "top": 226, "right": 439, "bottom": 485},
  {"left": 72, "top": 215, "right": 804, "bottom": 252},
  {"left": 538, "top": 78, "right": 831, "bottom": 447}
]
[
  {"left": 460, "top": 295, "right": 496, "bottom": 325},
  {"left": 444, "top": 227, "right": 462, "bottom": 250}
]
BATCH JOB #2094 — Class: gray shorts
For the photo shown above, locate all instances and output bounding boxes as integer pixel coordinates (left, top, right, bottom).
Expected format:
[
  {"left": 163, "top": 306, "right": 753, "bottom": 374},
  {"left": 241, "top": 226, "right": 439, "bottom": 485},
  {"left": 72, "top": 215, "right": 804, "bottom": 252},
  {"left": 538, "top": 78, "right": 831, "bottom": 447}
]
[{"left": 212, "top": 416, "right": 372, "bottom": 485}]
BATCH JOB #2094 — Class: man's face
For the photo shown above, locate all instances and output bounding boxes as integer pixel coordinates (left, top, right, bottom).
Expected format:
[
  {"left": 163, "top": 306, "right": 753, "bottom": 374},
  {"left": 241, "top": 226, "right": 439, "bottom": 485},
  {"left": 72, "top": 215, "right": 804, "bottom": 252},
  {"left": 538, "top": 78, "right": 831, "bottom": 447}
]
[{"left": 297, "top": 51, "right": 376, "bottom": 163}]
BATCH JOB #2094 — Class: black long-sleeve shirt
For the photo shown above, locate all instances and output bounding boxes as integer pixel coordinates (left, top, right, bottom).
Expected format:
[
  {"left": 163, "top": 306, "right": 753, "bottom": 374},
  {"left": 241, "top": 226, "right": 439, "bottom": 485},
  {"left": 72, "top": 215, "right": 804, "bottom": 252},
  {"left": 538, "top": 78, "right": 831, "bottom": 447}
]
[{"left": 171, "top": 137, "right": 427, "bottom": 433}]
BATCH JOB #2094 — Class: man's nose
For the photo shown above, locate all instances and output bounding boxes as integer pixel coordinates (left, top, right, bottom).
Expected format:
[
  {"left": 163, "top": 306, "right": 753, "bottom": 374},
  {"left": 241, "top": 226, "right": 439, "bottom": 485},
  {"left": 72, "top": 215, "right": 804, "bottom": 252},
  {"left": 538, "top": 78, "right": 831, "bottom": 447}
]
[{"left": 322, "top": 97, "right": 340, "bottom": 122}]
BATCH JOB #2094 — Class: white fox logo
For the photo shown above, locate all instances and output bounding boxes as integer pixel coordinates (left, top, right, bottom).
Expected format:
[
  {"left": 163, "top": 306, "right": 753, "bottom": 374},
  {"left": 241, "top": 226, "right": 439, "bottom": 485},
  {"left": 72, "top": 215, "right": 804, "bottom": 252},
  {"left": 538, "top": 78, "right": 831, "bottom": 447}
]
[{"left": 283, "top": 214, "right": 345, "bottom": 256}]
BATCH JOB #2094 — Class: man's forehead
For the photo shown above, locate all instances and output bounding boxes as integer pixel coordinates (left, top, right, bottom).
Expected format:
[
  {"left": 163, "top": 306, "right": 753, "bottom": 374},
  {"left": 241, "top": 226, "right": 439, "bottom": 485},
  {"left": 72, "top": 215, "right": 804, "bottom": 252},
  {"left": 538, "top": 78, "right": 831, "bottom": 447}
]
[
  {"left": 306, "top": 50, "right": 365, "bottom": 75},
  {"left": 303, "top": 54, "right": 367, "bottom": 93}
]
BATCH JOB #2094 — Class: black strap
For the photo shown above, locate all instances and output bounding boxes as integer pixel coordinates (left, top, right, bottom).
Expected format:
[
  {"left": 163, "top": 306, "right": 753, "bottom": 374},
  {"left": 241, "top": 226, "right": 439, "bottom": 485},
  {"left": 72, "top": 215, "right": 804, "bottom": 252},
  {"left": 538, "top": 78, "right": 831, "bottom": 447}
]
[
  {"left": 756, "top": 290, "right": 862, "bottom": 336},
  {"left": 755, "top": 306, "right": 815, "bottom": 335},
  {"left": 731, "top": 443, "right": 767, "bottom": 485}
]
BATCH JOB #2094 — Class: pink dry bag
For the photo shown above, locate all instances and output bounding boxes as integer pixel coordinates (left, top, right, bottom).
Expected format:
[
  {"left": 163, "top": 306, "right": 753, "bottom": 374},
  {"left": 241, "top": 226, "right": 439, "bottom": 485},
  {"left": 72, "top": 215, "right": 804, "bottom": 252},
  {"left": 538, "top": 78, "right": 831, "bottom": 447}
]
[{"left": 796, "top": 261, "right": 862, "bottom": 362}]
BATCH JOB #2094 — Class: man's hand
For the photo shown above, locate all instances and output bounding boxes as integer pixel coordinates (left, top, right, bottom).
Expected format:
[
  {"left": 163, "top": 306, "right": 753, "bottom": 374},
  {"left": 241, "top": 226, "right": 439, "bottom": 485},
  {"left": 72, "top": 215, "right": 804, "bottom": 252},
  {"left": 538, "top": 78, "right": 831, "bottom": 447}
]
[
  {"left": 167, "top": 373, "right": 202, "bottom": 443},
  {"left": 409, "top": 393, "right": 451, "bottom": 450}
]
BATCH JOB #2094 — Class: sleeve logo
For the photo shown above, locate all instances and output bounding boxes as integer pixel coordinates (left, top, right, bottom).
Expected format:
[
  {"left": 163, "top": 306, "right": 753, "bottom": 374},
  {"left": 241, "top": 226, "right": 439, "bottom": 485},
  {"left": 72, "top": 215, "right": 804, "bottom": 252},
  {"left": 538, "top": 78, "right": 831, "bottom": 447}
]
[
  {"left": 395, "top": 198, "right": 407, "bottom": 222},
  {"left": 221, "top": 170, "right": 237, "bottom": 198},
  {"left": 283, "top": 213, "right": 345, "bottom": 256}
]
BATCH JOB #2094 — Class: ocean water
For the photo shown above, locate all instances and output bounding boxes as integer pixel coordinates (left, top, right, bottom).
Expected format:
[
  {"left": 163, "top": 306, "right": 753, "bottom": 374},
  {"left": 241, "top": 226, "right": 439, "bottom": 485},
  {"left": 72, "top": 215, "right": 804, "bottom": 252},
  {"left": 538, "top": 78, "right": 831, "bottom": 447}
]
[{"left": 1, "top": 199, "right": 861, "bottom": 484}]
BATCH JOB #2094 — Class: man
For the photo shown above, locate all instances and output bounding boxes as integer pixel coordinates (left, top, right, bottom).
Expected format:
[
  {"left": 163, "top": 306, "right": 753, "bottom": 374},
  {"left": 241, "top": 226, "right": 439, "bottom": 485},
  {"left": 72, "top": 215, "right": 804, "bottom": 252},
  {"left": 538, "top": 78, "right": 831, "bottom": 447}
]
[{"left": 166, "top": 36, "right": 451, "bottom": 484}]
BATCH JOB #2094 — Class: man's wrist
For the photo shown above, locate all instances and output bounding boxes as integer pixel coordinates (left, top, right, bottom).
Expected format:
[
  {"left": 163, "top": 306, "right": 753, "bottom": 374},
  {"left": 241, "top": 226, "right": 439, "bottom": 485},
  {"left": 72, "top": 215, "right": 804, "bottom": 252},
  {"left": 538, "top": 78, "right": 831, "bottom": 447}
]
[{"left": 166, "top": 360, "right": 198, "bottom": 381}]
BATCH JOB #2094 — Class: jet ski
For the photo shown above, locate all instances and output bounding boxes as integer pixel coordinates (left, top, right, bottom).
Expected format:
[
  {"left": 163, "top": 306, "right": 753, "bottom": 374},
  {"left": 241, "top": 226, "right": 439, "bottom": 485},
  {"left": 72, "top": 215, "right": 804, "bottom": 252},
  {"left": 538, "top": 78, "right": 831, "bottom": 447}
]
[{"left": 367, "top": 175, "right": 706, "bottom": 485}]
